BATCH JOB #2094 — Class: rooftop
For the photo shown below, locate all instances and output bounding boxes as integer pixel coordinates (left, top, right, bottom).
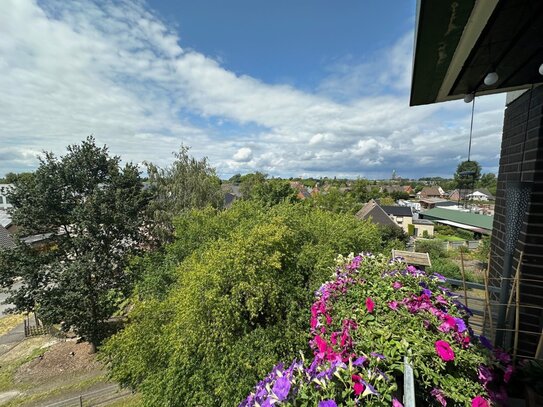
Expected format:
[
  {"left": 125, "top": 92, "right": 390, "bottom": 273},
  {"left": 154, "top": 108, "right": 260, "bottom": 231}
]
[{"left": 421, "top": 207, "right": 494, "bottom": 231}]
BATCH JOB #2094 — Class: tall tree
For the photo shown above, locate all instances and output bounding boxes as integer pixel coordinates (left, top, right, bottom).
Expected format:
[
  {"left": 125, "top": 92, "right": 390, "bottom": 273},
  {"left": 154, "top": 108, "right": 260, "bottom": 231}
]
[
  {"left": 1, "top": 137, "right": 147, "bottom": 351},
  {"left": 145, "top": 145, "right": 224, "bottom": 245},
  {"left": 454, "top": 160, "right": 481, "bottom": 190},
  {"left": 478, "top": 173, "right": 497, "bottom": 195}
]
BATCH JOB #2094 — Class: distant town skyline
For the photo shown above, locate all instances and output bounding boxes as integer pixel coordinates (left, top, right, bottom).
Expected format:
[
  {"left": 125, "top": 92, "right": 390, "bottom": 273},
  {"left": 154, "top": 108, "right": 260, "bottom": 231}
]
[{"left": 1, "top": 0, "right": 505, "bottom": 179}]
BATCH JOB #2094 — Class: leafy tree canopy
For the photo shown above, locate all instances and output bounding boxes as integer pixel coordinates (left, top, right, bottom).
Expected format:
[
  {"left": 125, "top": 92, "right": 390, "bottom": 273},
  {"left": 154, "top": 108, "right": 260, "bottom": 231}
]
[
  {"left": 1, "top": 137, "right": 147, "bottom": 351},
  {"left": 102, "top": 201, "right": 385, "bottom": 406},
  {"left": 144, "top": 145, "right": 223, "bottom": 246},
  {"left": 454, "top": 160, "right": 482, "bottom": 190}
]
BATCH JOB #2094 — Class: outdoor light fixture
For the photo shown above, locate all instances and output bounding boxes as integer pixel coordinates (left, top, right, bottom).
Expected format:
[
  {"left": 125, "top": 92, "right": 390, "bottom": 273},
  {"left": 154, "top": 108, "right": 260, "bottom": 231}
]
[
  {"left": 463, "top": 93, "right": 474, "bottom": 103},
  {"left": 484, "top": 71, "right": 499, "bottom": 86},
  {"left": 539, "top": 63, "right": 543, "bottom": 76}
]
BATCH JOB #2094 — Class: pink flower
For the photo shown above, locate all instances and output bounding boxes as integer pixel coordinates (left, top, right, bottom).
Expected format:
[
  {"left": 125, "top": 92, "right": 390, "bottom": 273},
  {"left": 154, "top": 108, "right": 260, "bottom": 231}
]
[
  {"left": 352, "top": 375, "right": 365, "bottom": 396},
  {"left": 392, "top": 398, "right": 403, "bottom": 407},
  {"left": 366, "top": 297, "right": 375, "bottom": 313},
  {"left": 388, "top": 301, "right": 398, "bottom": 310},
  {"left": 471, "top": 396, "right": 489, "bottom": 407},
  {"left": 315, "top": 335, "right": 328, "bottom": 353},
  {"left": 392, "top": 281, "right": 402, "bottom": 289},
  {"left": 431, "top": 388, "right": 447, "bottom": 406},
  {"left": 353, "top": 382, "right": 364, "bottom": 396},
  {"left": 504, "top": 365, "right": 514, "bottom": 383},
  {"left": 435, "top": 340, "right": 455, "bottom": 361}
]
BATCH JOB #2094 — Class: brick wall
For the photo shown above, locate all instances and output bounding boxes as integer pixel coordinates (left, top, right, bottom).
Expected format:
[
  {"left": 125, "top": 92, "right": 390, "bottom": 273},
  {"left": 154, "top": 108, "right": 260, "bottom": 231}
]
[{"left": 489, "top": 85, "right": 543, "bottom": 357}]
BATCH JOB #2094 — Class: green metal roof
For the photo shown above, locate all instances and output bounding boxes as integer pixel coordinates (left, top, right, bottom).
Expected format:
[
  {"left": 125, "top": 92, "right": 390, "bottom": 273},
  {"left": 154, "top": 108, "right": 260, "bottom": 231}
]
[{"left": 421, "top": 207, "right": 494, "bottom": 230}]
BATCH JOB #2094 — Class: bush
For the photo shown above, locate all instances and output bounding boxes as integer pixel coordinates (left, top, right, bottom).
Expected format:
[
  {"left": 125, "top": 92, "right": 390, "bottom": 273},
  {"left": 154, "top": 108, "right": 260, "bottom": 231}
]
[
  {"left": 415, "top": 239, "right": 447, "bottom": 259},
  {"left": 241, "top": 254, "right": 512, "bottom": 407},
  {"left": 102, "top": 202, "right": 385, "bottom": 406}
]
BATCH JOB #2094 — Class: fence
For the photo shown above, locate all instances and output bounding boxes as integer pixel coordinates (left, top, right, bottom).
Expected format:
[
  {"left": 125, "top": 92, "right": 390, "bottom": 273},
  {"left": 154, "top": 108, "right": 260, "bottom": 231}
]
[{"left": 41, "top": 384, "right": 132, "bottom": 407}]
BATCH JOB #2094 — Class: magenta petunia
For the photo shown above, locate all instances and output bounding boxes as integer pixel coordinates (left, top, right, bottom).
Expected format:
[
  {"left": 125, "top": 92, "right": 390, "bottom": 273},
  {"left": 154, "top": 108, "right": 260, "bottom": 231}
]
[
  {"left": 392, "top": 398, "right": 403, "bottom": 407},
  {"left": 435, "top": 340, "right": 455, "bottom": 361},
  {"left": 366, "top": 297, "right": 375, "bottom": 313},
  {"left": 392, "top": 281, "right": 402, "bottom": 290},
  {"left": 388, "top": 300, "right": 399, "bottom": 310},
  {"left": 471, "top": 396, "right": 489, "bottom": 407}
]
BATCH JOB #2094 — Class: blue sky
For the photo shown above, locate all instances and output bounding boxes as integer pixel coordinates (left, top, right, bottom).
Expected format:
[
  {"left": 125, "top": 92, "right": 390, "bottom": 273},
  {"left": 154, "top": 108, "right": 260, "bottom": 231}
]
[{"left": 0, "top": 0, "right": 505, "bottom": 179}]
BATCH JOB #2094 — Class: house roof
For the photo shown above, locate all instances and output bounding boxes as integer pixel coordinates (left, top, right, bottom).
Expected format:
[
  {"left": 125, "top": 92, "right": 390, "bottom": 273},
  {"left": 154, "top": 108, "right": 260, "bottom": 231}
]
[
  {"left": 419, "top": 186, "right": 442, "bottom": 197},
  {"left": 413, "top": 219, "right": 434, "bottom": 225},
  {"left": 0, "top": 225, "right": 15, "bottom": 249},
  {"left": 410, "top": 0, "right": 543, "bottom": 106},
  {"left": 470, "top": 188, "right": 495, "bottom": 199},
  {"left": 381, "top": 205, "right": 413, "bottom": 217},
  {"left": 355, "top": 200, "right": 399, "bottom": 228},
  {"left": 421, "top": 207, "right": 494, "bottom": 231},
  {"left": 0, "top": 211, "right": 12, "bottom": 228}
]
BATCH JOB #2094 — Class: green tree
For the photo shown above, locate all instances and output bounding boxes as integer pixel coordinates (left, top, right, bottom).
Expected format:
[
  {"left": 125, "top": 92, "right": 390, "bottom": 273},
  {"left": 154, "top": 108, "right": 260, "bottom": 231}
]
[
  {"left": 478, "top": 173, "right": 497, "bottom": 196},
  {"left": 249, "top": 179, "right": 298, "bottom": 205},
  {"left": 102, "top": 202, "right": 384, "bottom": 406},
  {"left": 1, "top": 137, "right": 147, "bottom": 352},
  {"left": 145, "top": 145, "right": 223, "bottom": 246},
  {"left": 238, "top": 171, "right": 268, "bottom": 198},
  {"left": 454, "top": 160, "right": 481, "bottom": 190}
]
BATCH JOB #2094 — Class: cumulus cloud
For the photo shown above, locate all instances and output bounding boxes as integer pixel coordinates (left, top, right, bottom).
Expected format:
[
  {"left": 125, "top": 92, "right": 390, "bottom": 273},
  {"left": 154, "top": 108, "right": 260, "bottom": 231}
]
[
  {"left": 233, "top": 147, "right": 253, "bottom": 162},
  {"left": 0, "top": 0, "right": 506, "bottom": 179}
]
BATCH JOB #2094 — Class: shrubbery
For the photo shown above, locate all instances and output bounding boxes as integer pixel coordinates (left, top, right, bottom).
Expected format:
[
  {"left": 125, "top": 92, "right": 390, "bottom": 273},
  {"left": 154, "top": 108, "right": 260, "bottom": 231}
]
[{"left": 102, "top": 202, "right": 386, "bottom": 406}]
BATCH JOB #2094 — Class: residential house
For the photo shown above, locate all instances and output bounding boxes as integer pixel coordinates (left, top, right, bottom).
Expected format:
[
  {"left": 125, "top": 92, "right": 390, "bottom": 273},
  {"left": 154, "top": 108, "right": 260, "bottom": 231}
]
[
  {"left": 0, "top": 225, "right": 15, "bottom": 249},
  {"left": 0, "top": 184, "right": 13, "bottom": 211},
  {"left": 417, "top": 186, "right": 444, "bottom": 199},
  {"left": 419, "top": 198, "right": 449, "bottom": 210},
  {"left": 355, "top": 200, "right": 399, "bottom": 229},
  {"left": 221, "top": 184, "right": 242, "bottom": 208},
  {"left": 466, "top": 189, "right": 495, "bottom": 201},
  {"left": 380, "top": 205, "right": 413, "bottom": 234},
  {"left": 357, "top": 200, "right": 434, "bottom": 237}
]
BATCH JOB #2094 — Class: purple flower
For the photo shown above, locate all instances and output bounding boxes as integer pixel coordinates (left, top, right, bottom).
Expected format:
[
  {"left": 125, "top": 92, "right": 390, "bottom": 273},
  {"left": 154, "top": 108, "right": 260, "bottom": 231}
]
[
  {"left": 432, "top": 272, "right": 446, "bottom": 282},
  {"left": 392, "top": 398, "right": 404, "bottom": 407},
  {"left": 392, "top": 281, "right": 402, "bottom": 289},
  {"left": 272, "top": 376, "right": 291, "bottom": 401},
  {"left": 388, "top": 301, "right": 399, "bottom": 310},
  {"left": 479, "top": 335, "right": 493, "bottom": 350},
  {"left": 431, "top": 388, "right": 447, "bottom": 406},
  {"left": 319, "top": 401, "right": 337, "bottom": 407},
  {"left": 422, "top": 288, "right": 432, "bottom": 297},
  {"left": 454, "top": 317, "right": 467, "bottom": 333},
  {"left": 353, "top": 356, "right": 367, "bottom": 366},
  {"left": 477, "top": 365, "right": 493, "bottom": 384},
  {"left": 370, "top": 352, "right": 386, "bottom": 360}
]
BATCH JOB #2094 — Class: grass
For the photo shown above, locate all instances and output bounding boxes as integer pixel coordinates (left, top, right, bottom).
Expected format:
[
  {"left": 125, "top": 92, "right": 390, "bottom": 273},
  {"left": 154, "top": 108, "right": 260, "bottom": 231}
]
[
  {"left": 106, "top": 393, "right": 142, "bottom": 406},
  {"left": 434, "top": 234, "right": 465, "bottom": 242},
  {"left": 0, "top": 314, "right": 24, "bottom": 336}
]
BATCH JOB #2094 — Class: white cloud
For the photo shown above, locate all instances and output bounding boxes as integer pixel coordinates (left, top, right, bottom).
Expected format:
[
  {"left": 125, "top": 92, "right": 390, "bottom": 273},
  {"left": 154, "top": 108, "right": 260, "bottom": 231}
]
[
  {"left": 0, "top": 0, "right": 506, "bottom": 180},
  {"left": 233, "top": 147, "right": 253, "bottom": 162}
]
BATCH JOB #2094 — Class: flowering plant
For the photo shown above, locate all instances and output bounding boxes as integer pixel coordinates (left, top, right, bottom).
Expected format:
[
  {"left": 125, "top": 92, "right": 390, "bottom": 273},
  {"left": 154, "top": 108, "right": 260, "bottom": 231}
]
[{"left": 240, "top": 253, "right": 512, "bottom": 406}]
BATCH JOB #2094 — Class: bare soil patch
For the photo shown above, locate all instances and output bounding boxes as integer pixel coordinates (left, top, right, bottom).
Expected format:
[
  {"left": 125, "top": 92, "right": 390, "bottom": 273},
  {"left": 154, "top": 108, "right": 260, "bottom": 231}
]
[{"left": 15, "top": 340, "right": 104, "bottom": 386}]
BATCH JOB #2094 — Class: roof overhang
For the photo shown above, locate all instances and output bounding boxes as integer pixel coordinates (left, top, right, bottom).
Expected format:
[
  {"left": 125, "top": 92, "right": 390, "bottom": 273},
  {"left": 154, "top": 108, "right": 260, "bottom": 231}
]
[{"left": 410, "top": 0, "right": 543, "bottom": 106}]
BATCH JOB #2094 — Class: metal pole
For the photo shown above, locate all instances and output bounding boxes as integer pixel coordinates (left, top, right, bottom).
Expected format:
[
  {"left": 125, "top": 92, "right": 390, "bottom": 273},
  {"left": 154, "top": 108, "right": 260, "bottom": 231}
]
[{"left": 403, "top": 356, "right": 416, "bottom": 407}]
